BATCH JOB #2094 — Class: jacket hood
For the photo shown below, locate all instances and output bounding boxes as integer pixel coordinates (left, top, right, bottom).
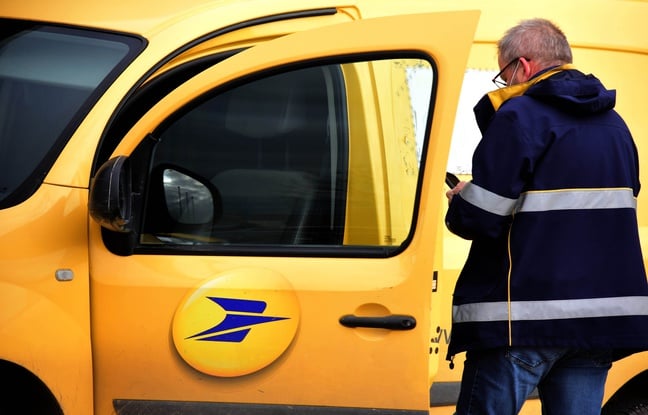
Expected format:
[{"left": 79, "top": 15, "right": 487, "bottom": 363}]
[
  {"left": 474, "top": 68, "right": 616, "bottom": 132},
  {"left": 526, "top": 69, "right": 616, "bottom": 116}
]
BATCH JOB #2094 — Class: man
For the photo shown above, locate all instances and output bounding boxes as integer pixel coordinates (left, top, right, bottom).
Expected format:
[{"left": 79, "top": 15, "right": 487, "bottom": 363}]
[{"left": 445, "top": 18, "right": 648, "bottom": 414}]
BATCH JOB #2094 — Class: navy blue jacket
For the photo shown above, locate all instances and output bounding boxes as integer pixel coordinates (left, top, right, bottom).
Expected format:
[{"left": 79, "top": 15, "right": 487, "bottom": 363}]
[{"left": 445, "top": 68, "right": 648, "bottom": 359}]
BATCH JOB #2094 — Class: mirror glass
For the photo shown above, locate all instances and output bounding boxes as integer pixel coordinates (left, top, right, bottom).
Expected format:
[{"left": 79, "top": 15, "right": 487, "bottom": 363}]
[{"left": 163, "top": 168, "right": 214, "bottom": 224}]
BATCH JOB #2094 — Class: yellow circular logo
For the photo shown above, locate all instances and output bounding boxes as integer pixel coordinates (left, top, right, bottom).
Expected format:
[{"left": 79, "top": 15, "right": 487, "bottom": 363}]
[{"left": 172, "top": 268, "right": 300, "bottom": 377}]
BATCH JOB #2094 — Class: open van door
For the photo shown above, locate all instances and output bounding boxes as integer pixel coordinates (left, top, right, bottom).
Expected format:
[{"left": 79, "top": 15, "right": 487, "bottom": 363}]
[{"left": 88, "top": 11, "right": 478, "bottom": 415}]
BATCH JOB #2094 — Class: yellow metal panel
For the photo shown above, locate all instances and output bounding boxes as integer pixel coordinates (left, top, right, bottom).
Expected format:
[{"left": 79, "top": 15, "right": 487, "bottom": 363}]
[{"left": 0, "top": 185, "right": 93, "bottom": 414}]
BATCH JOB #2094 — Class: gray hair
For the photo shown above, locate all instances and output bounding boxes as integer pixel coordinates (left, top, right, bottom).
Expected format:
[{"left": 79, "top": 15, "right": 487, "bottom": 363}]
[{"left": 498, "top": 18, "right": 573, "bottom": 68}]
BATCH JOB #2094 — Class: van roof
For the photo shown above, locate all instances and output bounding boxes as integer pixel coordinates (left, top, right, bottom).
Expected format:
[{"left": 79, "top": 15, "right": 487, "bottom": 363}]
[
  {"left": 0, "top": 0, "right": 344, "bottom": 35},
  {"left": 5, "top": 0, "right": 646, "bottom": 54}
]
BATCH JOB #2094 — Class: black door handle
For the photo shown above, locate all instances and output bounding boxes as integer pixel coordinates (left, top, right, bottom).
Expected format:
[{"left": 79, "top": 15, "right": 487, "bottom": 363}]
[{"left": 339, "top": 314, "right": 417, "bottom": 330}]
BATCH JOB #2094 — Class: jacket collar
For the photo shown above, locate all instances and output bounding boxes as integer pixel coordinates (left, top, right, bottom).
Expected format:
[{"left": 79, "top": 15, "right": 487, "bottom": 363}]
[{"left": 486, "top": 64, "right": 576, "bottom": 111}]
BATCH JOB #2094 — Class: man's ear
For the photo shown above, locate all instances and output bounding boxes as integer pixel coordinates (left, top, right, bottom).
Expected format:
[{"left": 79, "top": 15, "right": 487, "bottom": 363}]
[{"left": 520, "top": 57, "right": 534, "bottom": 81}]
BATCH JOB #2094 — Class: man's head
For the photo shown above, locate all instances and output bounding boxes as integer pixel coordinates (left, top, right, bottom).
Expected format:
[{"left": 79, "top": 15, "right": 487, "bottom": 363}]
[{"left": 494, "top": 18, "right": 572, "bottom": 87}]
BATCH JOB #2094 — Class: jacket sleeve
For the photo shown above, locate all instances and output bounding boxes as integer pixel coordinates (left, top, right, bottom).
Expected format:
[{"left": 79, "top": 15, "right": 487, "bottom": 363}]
[{"left": 445, "top": 105, "right": 538, "bottom": 240}]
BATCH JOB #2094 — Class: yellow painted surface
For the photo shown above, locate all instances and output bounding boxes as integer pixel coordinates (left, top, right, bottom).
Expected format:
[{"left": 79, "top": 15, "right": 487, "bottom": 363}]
[{"left": 1, "top": 1, "right": 647, "bottom": 414}]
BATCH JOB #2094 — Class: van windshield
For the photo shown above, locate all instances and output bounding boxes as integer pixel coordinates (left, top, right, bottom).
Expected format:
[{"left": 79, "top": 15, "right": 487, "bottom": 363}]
[{"left": 0, "top": 20, "right": 143, "bottom": 208}]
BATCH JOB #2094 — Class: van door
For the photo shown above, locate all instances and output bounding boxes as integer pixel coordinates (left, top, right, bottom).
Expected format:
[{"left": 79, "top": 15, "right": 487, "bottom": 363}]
[{"left": 89, "top": 11, "right": 478, "bottom": 415}]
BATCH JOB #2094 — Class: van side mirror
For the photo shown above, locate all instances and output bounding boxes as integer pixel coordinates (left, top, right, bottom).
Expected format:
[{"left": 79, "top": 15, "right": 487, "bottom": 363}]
[{"left": 89, "top": 156, "right": 132, "bottom": 232}]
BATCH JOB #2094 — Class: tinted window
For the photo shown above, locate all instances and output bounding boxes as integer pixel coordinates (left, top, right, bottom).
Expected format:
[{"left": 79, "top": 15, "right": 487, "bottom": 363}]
[
  {"left": 139, "top": 58, "right": 433, "bottom": 252},
  {"left": 0, "top": 21, "right": 143, "bottom": 208}
]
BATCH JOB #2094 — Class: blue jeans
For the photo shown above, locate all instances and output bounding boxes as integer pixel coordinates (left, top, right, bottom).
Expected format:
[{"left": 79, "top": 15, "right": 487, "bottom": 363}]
[{"left": 455, "top": 347, "right": 612, "bottom": 415}]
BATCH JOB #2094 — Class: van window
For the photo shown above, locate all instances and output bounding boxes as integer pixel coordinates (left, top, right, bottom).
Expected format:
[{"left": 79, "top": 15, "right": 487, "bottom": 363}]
[
  {"left": 0, "top": 20, "right": 143, "bottom": 208},
  {"left": 139, "top": 58, "right": 433, "bottom": 252}
]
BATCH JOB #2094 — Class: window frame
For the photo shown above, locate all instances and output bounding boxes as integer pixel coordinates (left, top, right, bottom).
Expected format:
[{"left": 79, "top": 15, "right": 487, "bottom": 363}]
[{"left": 101, "top": 53, "right": 437, "bottom": 259}]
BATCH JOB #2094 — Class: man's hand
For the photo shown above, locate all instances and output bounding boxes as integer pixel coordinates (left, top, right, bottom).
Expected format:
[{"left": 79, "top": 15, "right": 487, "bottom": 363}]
[{"left": 446, "top": 181, "right": 466, "bottom": 203}]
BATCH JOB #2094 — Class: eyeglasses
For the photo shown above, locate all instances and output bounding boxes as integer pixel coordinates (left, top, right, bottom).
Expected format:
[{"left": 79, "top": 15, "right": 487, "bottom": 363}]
[{"left": 492, "top": 57, "right": 529, "bottom": 88}]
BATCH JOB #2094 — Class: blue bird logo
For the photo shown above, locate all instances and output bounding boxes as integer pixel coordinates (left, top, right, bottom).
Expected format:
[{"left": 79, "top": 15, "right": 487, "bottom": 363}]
[{"left": 186, "top": 297, "right": 289, "bottom": 343}]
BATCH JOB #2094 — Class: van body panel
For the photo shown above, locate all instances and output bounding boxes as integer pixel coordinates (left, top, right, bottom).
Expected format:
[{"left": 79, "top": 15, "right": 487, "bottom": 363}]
[{"left": 0, "top": 184, "right": 93, "bottom": 413}]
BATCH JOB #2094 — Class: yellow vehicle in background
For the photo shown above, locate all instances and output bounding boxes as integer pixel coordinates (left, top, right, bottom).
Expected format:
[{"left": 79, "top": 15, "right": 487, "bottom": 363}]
[
  {"left": 431, "top": 1, "right": 648, "bottom": 414},
  {"left": 0, "top": 0, "right": 646, "bottom": 414}
]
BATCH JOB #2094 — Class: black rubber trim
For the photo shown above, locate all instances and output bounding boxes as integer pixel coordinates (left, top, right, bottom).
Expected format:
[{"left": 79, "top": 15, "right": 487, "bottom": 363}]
[
  {"left": 429, "top": 381, "right": 539, "bottom": 407},
  {"left": 113, "top": 400, "right": 427, "bottom": 415}
]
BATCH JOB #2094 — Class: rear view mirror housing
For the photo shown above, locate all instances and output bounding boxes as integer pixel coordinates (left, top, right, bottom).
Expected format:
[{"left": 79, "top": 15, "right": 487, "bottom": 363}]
[{"left": 89, "top": 156, "right": 133, "bottom": 232}]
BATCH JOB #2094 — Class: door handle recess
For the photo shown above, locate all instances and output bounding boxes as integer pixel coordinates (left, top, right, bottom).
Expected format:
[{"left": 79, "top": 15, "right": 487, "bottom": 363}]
[{"left": 339, "top": 314, "right": 416, "bottom": 330}]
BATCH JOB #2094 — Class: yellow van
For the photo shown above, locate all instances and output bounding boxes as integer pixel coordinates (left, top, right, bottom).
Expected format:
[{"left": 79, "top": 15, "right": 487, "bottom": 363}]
[
  {"left": 1, "top": 1, "right": 646, "bottom": 415},
  {"left": 0, "top": 1, "right": 476, "bottom": 414}
]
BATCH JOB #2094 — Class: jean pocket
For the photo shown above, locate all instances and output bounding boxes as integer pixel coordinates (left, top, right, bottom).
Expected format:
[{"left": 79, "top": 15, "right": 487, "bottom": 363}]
[{"left": 506, "top": 347, "right": 567, "bottom": 370}]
